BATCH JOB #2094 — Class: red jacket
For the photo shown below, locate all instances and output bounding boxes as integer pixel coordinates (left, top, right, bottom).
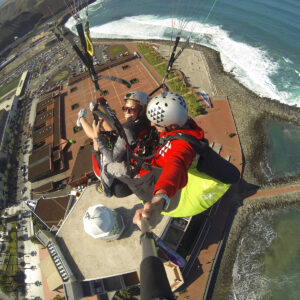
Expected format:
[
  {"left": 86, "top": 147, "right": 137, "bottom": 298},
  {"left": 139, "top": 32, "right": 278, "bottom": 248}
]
[{"left": 139, "top": 120, "right": 204, "bottom": 198}]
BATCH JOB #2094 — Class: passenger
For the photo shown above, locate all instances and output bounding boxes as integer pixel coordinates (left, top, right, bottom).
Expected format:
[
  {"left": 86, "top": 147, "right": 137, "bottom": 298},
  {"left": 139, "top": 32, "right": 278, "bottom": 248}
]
[
  {"left": 76, "top": 91, "right": 151, "bottom": 197},
  {"left": 106, "top": 91, "right": 239, "bottom": 227}
]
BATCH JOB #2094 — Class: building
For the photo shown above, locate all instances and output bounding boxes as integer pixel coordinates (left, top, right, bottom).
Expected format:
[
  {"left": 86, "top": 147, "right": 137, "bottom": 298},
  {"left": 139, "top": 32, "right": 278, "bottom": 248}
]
[
  {"left": 68, "top": 141, "right": 95, "bottom": 187},
  {"left": 0, "top": 109, "right": 9, "bottom": 159},
  {"left": 26, "top": 195, "right": 73, "bottom": 231},
  {"left": 35, "top": 186, "right": 187, "bottom": 299},
  {"left": 28, "top": 91, "right": 67, "bottom": 182},
  {"left": 29, "top": 48, "right": 159, "bottom": 188}
]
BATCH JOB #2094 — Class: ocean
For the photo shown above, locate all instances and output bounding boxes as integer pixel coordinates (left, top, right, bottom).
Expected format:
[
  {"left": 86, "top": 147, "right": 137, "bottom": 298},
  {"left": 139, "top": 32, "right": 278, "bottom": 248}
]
[
  {"left": 64, "top": 0, "right": 300, "bottom": 298},
  {"left": 65, "top": 0, "right": 300, "bottom": 107},
  {"left": 230, "top": 207, "right": 300, "bottom": 300}
]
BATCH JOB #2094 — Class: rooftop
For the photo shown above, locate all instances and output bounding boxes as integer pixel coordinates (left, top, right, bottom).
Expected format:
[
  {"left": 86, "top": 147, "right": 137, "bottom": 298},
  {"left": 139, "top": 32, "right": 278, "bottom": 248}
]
[
  {"left": 34, "top": 195, "right": 71, "bottom": 229},
  {"left": 56, "top": 185, "right": 170, "bottom": 281}
]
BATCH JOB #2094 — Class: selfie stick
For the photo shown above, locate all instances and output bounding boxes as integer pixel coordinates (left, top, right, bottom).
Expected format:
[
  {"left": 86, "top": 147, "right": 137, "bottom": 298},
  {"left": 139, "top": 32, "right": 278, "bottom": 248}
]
[{"left": 140, "top": 218, "right": 174, "bottom": 300}]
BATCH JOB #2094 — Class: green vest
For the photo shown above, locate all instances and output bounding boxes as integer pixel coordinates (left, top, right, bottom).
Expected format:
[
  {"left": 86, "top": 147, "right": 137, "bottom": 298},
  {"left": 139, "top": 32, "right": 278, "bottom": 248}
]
[{"left": 162, "top": 162, "right": 230, "bottom": 218}]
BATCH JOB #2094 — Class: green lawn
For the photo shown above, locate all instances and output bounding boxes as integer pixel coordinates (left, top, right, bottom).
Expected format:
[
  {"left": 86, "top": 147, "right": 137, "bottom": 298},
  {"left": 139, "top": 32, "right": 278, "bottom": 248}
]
[
  {"left": 52, "top": 70, "right": 69, "bottom": 83},
  {"left": 167, "top": 78, "right": 189, "bottom": 94},
  {"left": 0, "top": 77, "right": 20, "bottom": 98},
  {"left": 136, "top": 42, "right": 206, "bottom": 116},
  {"left": 108, "top": 45, "right": 125, "bottom": 56},
  {"left": 136, "top": 43, "right": 152, "bottom": 55},
  {"left": 154, "top": 64, "right": 176, "bottom": 79},
  {"left": 0, "top": 90, "right": 15, "bottom": 104}
]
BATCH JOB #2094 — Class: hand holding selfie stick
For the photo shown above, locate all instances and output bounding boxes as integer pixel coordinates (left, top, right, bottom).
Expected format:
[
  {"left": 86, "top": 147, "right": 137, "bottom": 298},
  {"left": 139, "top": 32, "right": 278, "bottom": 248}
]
[{"left": 140, "top": 218, "right": 174, "bottom": 300}]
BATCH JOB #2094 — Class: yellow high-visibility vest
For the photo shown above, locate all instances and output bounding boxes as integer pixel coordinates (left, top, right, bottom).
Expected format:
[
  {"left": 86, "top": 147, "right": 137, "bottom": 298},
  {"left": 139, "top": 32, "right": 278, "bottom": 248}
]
[{"left": 162, "top": 162, "right": 230, "bottom": 218}]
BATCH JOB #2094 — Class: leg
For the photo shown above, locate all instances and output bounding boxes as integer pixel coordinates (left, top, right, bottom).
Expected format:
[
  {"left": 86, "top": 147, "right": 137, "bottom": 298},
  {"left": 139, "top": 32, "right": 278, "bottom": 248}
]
[
  {"left": 80, "top": 117, "right": 94, "bottom": 139},
  {"left": 111, "top": 179, "right": 133, "bottom": 198}
]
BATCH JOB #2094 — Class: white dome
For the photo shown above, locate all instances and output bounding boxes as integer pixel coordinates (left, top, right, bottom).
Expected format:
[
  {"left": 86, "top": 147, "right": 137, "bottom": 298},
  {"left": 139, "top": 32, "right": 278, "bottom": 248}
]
[{"left": 83, "top": 204, "right": 124, "bottom": 240}]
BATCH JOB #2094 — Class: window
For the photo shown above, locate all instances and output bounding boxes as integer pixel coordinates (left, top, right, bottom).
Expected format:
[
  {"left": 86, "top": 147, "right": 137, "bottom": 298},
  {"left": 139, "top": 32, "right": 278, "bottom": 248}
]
[
  {"left": 71, "top": 103, "right": 79, "bottom": 110},
  {"left": 35, "top": 123, "right": 45, "bottom": 131},
  {"left": 33, "top": 141, "right": 45, "bottom": 150},
  {"left": 70, "top": 87, "right": 78, "bottom": 93},
  {"left": 73, "top": 126, "right": 83, "bottom": 133},
  {"left": 37, "top": 108, "right": 47, "bottom": 115},
  {"left": 102, "top": 90, "right": 109, "bottom": 96},
  {"left": 130, "top": 78, "right": 139, "bottom": 84},
  {"left": 122, "top": 65, "right": 130, "bottom": 70}
]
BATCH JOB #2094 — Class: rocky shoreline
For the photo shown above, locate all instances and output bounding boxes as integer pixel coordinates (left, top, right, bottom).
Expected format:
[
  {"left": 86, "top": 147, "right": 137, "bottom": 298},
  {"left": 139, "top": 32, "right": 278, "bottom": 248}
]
[
  {"left": 187, "top": 41, "right": 300, "bottom": 186},
  {"left": 211, "top": 191, "right": 300, "bottom": 299}
]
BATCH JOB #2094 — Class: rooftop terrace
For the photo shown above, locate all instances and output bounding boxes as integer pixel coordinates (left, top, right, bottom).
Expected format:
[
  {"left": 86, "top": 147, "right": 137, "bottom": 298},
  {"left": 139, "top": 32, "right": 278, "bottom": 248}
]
[{"left": 56, "top": 185, "right": 169, "bottom": 281}]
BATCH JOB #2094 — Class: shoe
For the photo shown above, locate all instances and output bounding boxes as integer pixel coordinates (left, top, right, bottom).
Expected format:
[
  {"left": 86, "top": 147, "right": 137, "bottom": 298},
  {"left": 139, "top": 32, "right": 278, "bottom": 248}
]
[
  {"left": 76, "top": 108, "right": 87, "bottom": 127},
  {"left": 89, "top": 101, "right": 96, "bottom": 112}
]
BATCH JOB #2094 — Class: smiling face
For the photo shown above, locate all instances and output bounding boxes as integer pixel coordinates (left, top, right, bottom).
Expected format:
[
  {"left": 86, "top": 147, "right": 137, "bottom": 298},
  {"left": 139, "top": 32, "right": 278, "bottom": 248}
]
[{"left": 122, "top": 99, "right": 142, "bottom": 122}]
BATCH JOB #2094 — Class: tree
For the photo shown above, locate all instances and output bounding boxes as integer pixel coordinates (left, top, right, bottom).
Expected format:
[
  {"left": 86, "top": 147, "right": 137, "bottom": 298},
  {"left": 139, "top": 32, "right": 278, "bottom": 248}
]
[
  {"left": 114, "top": 288, "right": 133, "bottom": 299},
  {"left": 53, "top": 295, "right": 65, "bottom": 300}
]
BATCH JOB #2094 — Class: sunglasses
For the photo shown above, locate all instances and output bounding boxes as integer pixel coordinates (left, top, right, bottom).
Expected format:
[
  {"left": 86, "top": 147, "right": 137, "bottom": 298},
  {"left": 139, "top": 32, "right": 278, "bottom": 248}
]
[{"left": 122, "top": 106, "right": 138, "bottom": 113}]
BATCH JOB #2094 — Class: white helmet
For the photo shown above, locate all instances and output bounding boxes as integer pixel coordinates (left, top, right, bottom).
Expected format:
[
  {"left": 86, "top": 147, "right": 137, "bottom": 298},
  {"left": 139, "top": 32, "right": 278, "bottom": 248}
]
[
  {"left": 124, "top": 91, "right": 150, "bottom": 107},
  {"left": 147, "top": 92, "right": 188, "bottom": 127}
]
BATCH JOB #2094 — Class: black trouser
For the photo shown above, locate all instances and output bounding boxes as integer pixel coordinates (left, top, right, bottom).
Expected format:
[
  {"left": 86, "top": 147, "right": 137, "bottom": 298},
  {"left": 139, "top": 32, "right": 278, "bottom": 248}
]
[
  {"left": 117, "top": 167, "right": 163, "bottom": 202},
  {"left": 197, "top": 147, "right": 240, "bottom": 184},
  {"left": 111, "top": 178, "right": 133, "bottom": 198}
]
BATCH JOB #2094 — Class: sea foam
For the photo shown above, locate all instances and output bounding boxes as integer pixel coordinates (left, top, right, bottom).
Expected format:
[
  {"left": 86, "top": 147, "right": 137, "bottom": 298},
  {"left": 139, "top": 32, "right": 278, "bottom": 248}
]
[{"left": 65, "top": 13, "right": 299, "bottom": 106}]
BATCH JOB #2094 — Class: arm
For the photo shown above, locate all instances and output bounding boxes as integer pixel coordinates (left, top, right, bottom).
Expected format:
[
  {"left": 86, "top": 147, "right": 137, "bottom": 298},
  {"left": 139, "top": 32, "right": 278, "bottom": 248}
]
[
  {"left": 153, "top": 140, "right": 195, "bottom": 198},
  {"left": 93, "top": 121, "right": 128, "bottom": 163},
  {"left": 134, "top": 141, "right": 195, "bottom": 228}
]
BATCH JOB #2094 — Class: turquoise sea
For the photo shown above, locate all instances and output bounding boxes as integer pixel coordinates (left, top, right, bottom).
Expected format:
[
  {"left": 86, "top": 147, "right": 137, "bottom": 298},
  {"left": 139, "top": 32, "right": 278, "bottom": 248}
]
[{"left": 64, "top": 0, "right": 300, "bottom": 298}]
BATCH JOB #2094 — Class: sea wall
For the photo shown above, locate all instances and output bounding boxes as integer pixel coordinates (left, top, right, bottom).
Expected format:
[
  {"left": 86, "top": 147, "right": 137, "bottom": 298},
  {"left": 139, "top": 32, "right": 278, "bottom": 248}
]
[{"left": 211, "top": 191, "right": 300, "bottom": 299}]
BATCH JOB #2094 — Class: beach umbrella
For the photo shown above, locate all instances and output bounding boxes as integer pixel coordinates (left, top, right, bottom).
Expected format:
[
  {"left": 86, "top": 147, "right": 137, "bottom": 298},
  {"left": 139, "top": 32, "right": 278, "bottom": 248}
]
[{"left": 83, "top": 204, "right": 124, "bottom": 241}]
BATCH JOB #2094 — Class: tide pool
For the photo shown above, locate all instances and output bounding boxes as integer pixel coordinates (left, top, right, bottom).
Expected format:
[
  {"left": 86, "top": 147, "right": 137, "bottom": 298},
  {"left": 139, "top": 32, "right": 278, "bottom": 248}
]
[{"left": 262, "top": 118, "right": 300, "bottom": 180}]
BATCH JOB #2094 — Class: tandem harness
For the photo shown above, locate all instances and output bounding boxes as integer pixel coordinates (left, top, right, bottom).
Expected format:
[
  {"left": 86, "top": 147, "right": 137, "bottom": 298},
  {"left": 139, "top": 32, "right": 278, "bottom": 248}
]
[
  {"left": 121, "top": 132, "right": 240, "bottom": 217},
  {"left": 132, "top": 132, "right": 240, "bottom": 185}
]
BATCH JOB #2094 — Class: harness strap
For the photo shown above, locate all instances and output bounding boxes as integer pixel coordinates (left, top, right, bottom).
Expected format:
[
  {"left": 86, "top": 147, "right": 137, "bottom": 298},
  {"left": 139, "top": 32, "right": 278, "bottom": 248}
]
[
  {"left": 159, "top": 133, "right": 209, "bottom": 156},
  {"left": 130, "top": 132, "right": 208, "bottom": 173}
]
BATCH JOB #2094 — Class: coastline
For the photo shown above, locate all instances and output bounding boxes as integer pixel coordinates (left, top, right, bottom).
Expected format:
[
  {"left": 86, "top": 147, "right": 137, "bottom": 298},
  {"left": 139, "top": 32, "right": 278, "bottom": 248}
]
[
  {"left": 151, "top": 39, "right": 300, "bottom": 298},
  {"left": 138, "top": 38, "right": 300, "bottom": 297},
  {"left": 211, "top": 191, "right": 300, "bottom": 299}
]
